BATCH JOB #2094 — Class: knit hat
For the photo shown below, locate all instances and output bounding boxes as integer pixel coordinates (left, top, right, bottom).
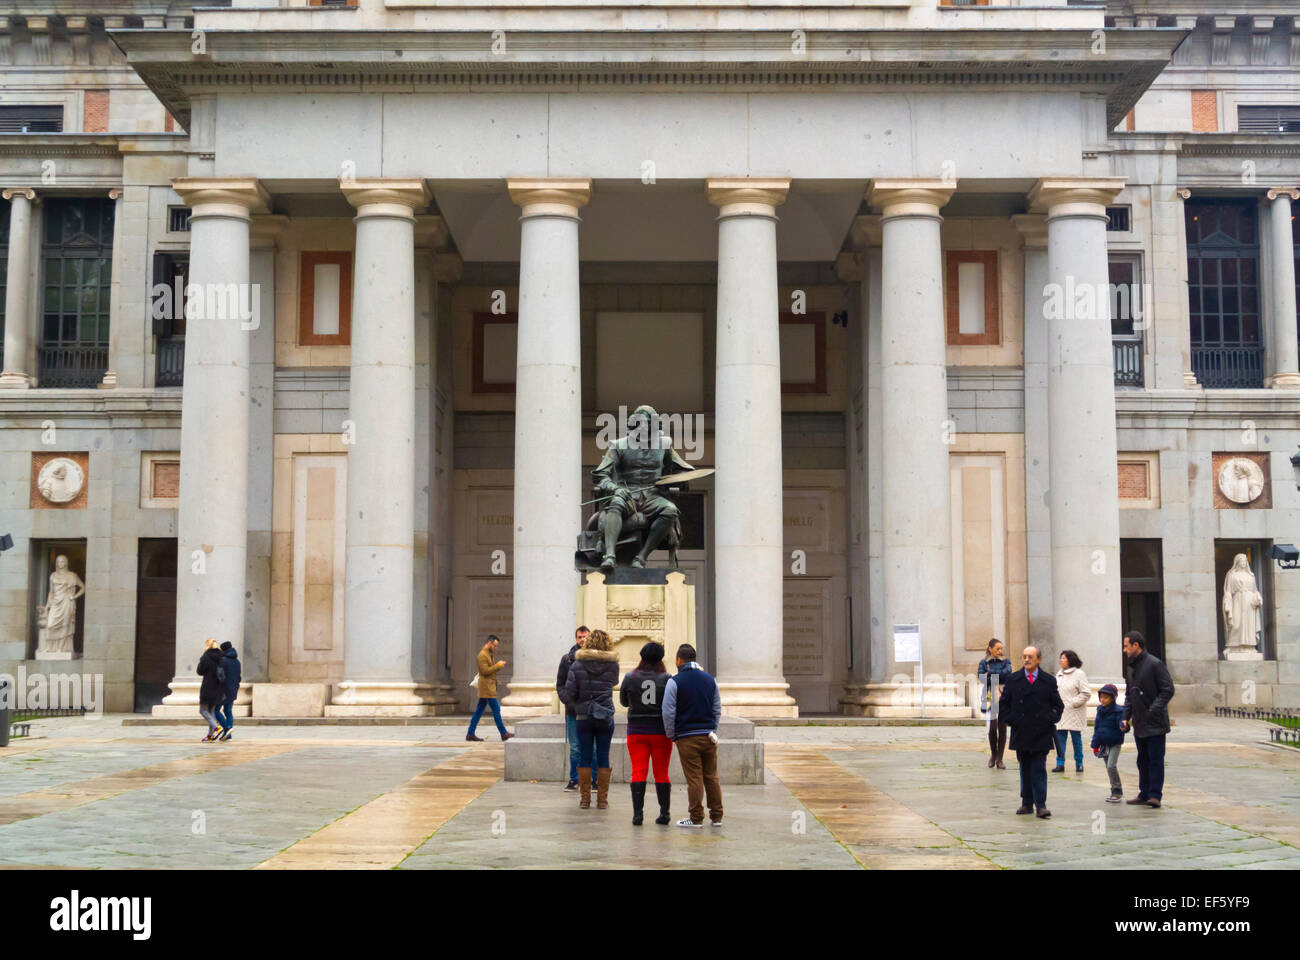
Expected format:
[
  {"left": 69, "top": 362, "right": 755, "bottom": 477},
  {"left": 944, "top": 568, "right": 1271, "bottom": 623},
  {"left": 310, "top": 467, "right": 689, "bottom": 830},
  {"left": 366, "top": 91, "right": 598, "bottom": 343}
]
[
  {"left": 1098, "top": 683, "right": 1118, "bottom": 699},
  {"left": 220, "top": 640, "right": 234, "bottom": 652},
  {"left": 639, "top": 642, "right": 665, "bottom": 664}
]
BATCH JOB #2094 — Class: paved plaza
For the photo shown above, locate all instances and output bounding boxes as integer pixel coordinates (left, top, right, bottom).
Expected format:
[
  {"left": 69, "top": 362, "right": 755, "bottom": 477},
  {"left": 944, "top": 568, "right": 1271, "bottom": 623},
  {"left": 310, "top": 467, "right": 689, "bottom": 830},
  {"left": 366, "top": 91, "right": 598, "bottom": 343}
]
[{"left": 1, "top": 715, "right": 1297, "bottom": 870}]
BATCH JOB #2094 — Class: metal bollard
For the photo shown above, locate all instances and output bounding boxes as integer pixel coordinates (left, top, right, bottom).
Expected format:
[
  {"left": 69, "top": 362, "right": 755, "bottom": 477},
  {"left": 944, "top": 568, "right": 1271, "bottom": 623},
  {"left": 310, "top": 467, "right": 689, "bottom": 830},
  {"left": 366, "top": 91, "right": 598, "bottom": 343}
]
[{"left": 0, "top": 677, "right": 10, "bottom": 748}]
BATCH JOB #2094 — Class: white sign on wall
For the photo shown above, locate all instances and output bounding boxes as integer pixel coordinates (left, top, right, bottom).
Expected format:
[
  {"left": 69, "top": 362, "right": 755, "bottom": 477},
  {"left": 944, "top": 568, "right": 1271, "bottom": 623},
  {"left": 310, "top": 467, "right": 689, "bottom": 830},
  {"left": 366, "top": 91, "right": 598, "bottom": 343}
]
[{"left": 893, "top": 623, "right": 921, "bottom": 664}]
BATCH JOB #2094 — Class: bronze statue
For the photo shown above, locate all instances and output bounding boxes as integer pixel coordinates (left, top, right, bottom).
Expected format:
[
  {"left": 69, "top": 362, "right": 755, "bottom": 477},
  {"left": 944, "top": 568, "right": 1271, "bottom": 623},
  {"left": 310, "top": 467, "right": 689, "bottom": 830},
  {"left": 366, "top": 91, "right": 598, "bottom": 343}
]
[{"left": 577, "top": 405, "right": 694, "bottom": 571}]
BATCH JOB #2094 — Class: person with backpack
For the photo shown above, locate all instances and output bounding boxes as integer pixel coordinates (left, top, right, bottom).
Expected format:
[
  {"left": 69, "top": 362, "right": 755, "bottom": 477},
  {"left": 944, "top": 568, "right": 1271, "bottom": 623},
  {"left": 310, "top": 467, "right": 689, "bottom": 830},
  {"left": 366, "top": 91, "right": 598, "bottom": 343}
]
[
  {"left": 562, "top": 628, "right": 619, "bottom": 810},
  {"left": 619, "top": 641, "right": 673, "bottom": 826},
  {"left": 215, "top": 641, "right": 242, "bottom": 741},
  {"left": 195, "top": 638, "right": 225, "bottom": 743}
]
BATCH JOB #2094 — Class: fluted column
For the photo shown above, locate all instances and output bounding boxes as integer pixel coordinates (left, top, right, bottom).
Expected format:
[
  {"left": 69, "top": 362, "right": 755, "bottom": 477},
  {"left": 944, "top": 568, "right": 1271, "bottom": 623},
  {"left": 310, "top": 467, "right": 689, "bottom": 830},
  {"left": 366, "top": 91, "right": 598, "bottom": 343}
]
[
  {"left": 707, "top": 178, "right": 797, "bottom": 717},
  {"left": 156, "top": 178, "right": 268, "bottom": 715},
  {"left": 100, "top": 189, "right": 124, "bottom": 388},
  {"left": 0, "top": 187, "right": 37, "bottom": 388},
  {"left": 328, "top": 178, "right": 435, "bottom": 716},
  {"left": 501, "top": 178, "right": 590, "bottom": 716},
  {"left": 1028, "top": 177, "right": 1125, "bottom": 682},
  {"left": 1266, "top": 187, "right": 1300, "bottom": 388},
  {"left": 865, "top": 179, "right": 964, "bottom": 716}
]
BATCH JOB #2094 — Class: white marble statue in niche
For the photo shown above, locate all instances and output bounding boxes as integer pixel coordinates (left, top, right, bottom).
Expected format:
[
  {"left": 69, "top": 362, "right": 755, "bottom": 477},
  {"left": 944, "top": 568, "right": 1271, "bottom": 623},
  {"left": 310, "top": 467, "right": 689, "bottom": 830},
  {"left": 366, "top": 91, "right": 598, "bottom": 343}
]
[
  {"left": 36, "top": 555, "right": 86, "bottom": 658},
  {"left": 1221, "top": 553, "right": 1263, "bottom": 661}
]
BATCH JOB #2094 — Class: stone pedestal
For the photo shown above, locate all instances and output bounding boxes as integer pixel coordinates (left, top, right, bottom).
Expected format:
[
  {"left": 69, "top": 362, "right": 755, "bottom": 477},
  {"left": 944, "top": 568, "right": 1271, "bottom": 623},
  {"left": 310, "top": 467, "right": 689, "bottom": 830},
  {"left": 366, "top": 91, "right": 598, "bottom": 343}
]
[
  {"left": 151, "top": 682, "right": 253, "bottom": 718},
  {"left": 1223, "top": 645, "right": 1264, "bottom": 662},
  {"left": 505, "top": 715, "right": 764, "bottom": 783},
  {"left": 844, "top": 678, "right": 972, "bottom": 719},
  {"left": 252, "top": 683, "right": 330, "bottom": 718},
  {"left": 577, "top": 569, "right": 695, "bottom": 713}
]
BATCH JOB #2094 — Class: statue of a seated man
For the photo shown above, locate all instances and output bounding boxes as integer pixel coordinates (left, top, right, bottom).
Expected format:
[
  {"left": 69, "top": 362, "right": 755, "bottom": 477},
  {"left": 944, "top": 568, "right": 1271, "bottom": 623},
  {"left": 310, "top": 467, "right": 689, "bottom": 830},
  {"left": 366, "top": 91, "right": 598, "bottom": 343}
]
[{"left": 592, "top": 404, "right": 693, "bottom": 570}]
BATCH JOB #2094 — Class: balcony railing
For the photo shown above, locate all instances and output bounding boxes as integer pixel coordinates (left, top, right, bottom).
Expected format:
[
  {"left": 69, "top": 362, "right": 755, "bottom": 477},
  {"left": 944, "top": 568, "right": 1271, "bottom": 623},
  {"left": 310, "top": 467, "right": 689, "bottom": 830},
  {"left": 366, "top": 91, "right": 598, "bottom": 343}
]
[
  {"left": 1112, "top": 336, "right": 1143, "bottom": 387},
  {"left": 36, "top": 345, "right": 108, "bottom": 388},
  {"left": 1191, "top": 345, "right": 1265, "bottom": 389},
  {"left": 156, "top": 337, "right": 185, "bottom": 387}
]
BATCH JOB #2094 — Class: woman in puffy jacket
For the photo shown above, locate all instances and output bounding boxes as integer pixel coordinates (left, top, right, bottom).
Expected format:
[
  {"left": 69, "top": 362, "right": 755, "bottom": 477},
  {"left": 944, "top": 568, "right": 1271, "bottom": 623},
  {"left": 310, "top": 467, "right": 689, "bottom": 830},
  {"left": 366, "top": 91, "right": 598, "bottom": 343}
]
[
  {"left": 978, "top": 638, "right": 1013, "bottom": 768},
  {"left": 619, "top": 641, "right": 673, "bottom": 826},
  {"left": 562, "top": 628, "right": 620, "bottom": 810},
  {"left": 1054, "top": 649, "right": 1091, "bottom": 773}
]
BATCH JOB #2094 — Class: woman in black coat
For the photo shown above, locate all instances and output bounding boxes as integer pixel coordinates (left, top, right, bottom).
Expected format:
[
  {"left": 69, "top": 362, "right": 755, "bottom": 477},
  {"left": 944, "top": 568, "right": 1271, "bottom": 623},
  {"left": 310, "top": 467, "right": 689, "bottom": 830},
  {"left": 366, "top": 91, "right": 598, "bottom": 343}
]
[
  {"left": 619, "top": 641, "right": 673, "bottom": 825},
  {"left": 194, "top": 638, "right": 225, "bottom": 742},
  {"left": 562, "top": 628, "right": 620, "bottom": 810}
]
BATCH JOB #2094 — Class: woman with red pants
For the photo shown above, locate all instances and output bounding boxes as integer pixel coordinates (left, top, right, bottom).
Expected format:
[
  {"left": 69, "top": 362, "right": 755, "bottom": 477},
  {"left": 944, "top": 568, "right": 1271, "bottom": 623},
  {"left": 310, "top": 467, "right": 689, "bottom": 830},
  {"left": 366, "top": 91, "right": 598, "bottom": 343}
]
[{"left": 619, "top": 642, "right": 673, "bottom": 825}]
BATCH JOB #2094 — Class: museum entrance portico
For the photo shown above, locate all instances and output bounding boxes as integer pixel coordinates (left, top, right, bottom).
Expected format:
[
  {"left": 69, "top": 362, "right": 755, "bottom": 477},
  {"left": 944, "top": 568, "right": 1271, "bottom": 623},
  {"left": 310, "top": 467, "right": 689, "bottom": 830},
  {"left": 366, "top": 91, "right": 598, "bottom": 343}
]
[{"left": 141, "top": 167, "right": 1132, "bottom": 721}]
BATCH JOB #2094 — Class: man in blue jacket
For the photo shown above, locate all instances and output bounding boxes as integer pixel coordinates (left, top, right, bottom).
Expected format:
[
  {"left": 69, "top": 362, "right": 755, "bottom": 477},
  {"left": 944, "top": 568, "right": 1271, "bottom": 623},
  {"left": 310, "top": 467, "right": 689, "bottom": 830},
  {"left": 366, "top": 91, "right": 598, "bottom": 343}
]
[
  {"left": 662, "top": 643, "right": 722, "bottom": 828},
  {"left": 216, "top": 641, "right": 242, "bottom": 742}
]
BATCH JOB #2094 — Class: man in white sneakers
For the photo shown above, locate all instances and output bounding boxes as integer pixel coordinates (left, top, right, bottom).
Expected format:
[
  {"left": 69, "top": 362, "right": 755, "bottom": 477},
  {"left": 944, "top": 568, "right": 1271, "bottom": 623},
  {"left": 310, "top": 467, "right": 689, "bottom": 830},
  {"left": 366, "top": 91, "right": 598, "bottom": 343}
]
[{"left": 662, "top": 643, "right": 723, "bottom": 828}]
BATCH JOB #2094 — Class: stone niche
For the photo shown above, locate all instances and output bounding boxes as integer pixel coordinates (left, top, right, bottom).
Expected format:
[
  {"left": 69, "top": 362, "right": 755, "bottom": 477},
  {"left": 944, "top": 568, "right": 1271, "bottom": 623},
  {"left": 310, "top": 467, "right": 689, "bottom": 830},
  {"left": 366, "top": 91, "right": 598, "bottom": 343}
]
[{"left": 576, "top": 570, "right": 695, "bottom": 713}]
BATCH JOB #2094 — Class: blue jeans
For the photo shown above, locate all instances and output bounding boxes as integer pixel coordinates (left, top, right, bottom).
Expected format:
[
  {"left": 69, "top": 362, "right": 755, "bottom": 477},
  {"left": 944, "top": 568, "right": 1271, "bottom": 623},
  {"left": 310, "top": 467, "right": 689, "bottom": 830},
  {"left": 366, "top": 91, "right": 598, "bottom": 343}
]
[
  {"left": 468, "top": 697, "right": 507, "bottom": 737},
  {"left": 576, "top": 717, "right": 614, "bottom": 770},
  {"left": 1054, "top": 730, "right": 1083, "bottom": 768},
  {"left": 1135, "top": 733, "right": 1166, "bottom": 800},
  {"left": 566, "top": 715, "right": 581, "bottom": 782},
  {"left": 216, "top": 699, "right": 234, "bottom": 732},
  {"left": 1017, "top": 749, "right": 1048, "bottom": 810}
]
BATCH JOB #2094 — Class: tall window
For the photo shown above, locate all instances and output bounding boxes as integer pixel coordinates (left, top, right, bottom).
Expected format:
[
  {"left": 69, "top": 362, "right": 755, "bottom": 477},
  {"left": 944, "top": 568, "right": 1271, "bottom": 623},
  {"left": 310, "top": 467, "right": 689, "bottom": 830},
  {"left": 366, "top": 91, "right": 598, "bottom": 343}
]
[
  {"left": 1186, "top": 199, "right": 1262, "bottom": 389},
  {"left": 1109, "top": 255, "right": 1143, "bottom": 387},
  {"left": 39, "top": 198, "right": 113, "bottom": 387}
]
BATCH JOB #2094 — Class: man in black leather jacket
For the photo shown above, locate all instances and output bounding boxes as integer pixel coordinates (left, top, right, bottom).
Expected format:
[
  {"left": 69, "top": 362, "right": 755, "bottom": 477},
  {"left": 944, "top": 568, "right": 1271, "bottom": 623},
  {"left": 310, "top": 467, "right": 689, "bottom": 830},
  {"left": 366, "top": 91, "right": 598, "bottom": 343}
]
[{"left": 1121, "top": 630, "right": 1176, "bottom": 809}]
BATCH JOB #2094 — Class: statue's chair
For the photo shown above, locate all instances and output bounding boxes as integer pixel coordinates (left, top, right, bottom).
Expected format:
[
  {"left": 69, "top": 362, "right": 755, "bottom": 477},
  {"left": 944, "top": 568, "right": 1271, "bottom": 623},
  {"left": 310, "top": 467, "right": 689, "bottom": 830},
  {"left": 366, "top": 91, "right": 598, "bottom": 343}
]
[{"left": 574, "top": 504, "right": 680, "bottom": 571}]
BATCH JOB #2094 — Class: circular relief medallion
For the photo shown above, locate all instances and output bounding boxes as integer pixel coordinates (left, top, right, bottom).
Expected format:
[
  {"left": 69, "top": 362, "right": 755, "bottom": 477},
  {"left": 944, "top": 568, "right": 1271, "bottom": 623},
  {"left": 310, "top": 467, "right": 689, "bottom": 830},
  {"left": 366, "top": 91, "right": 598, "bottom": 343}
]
[
  {"left": 37, "top": 457, "right": 85, "bottom": 504},
  {"left": 1217, "top": 457, "right": 1264, "bottom": 505}
]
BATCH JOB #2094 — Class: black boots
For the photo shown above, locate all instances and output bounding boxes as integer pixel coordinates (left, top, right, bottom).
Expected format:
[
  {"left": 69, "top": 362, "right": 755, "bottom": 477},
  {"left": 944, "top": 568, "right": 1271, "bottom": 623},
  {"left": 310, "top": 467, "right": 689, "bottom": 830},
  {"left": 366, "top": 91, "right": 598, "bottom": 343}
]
[
  {"left": 631, "top": 782, "right": 647, "bottom": 825},
  {"left": 654, "top": 782, "right": 672, "bottom": 825}
]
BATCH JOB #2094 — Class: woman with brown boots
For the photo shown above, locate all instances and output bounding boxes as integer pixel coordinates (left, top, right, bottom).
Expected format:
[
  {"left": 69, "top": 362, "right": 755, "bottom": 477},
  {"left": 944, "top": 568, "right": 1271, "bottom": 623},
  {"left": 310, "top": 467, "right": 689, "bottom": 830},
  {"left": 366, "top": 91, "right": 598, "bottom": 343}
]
[
  {"left": 978, "top": 638, "right": 1013, "bottom": 769},
  {"left": 562, "top": 628, "right": 620, "bottom": 809}
]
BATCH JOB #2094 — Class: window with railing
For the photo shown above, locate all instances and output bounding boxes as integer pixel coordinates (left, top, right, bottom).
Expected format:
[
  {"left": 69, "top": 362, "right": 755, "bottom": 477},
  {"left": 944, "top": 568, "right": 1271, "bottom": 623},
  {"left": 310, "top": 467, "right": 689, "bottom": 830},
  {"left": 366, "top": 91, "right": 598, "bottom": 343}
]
[
  {"left": 152, "top": 251, "right": 188, "bottom": 387},
  {"left": 1186, "top": 199, "right": 1263, "bottom": 389},
  {"left": 1110, "top": 255, "right": 1144, "bottom": 387},
  {"left": 38, "top": 198, "right": 113, "bottom": 388}
]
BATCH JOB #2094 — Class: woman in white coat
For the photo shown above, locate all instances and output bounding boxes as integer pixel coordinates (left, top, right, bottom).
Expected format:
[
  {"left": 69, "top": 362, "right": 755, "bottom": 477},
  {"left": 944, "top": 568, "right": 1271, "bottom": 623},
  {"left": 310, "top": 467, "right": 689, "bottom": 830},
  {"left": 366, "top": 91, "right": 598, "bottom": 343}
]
[{"left": 1054, "top": 650, "right": 1090, "bottom": 773}]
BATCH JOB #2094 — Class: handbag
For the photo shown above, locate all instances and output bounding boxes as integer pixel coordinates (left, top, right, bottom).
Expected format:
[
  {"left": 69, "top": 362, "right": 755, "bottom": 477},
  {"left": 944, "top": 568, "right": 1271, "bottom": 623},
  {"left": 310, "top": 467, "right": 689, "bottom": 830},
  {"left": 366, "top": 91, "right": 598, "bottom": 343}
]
[{"left": 469, "top": 672, "right": 481, "bottom": 689}]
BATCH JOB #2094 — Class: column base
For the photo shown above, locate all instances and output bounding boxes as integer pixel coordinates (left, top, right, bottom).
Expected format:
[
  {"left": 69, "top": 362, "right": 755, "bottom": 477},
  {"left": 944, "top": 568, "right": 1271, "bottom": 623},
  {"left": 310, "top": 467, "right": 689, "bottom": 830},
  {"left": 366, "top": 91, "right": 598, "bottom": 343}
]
[
  {"left": 322, "top": 681, "right": 452, "bottom": 717},
  {"left": 1222, "top": 646, "right": 1264, "bottom": 662},
  {"left": 153, "top": 680, "right": 253, "bottom": 717},
  {"left": 718, "top": 681, "right": 799, "bottom": 719},
  {"left": 842, "top": 680, "right": 972, "bottom": 719},
  {"left": 1266, "top": 372, "right": 1300, "bottom": 389},
  {"left": 98, "top": 371, "right": 117, "bottom": 389},
  {"left": 499, "top": 680, "right": 557, "bottom": 718},
  {"left": 1182, "top": 371, "right": 1201, "bottom": 389},
  {"left": 0, "top": 372, "right": 33, "bottom": 389}
]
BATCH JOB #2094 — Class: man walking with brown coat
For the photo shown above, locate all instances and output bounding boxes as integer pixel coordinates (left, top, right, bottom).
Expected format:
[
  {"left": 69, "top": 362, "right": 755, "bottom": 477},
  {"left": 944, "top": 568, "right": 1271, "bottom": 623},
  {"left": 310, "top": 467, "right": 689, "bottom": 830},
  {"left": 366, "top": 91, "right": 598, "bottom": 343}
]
[{"left": 466, "top": 634, "right": 514, "bottom": 742}]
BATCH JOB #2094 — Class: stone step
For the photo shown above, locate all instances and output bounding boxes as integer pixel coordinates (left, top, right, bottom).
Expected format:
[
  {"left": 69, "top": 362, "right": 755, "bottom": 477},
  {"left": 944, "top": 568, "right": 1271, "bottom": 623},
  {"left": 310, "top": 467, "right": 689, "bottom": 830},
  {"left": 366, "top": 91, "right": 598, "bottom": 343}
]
[
  {"left": 513, "top": 715, "right": 755, "bottom": 740},
  {"left": 505, "top": 736, "right": 764, "bottom": 784}
]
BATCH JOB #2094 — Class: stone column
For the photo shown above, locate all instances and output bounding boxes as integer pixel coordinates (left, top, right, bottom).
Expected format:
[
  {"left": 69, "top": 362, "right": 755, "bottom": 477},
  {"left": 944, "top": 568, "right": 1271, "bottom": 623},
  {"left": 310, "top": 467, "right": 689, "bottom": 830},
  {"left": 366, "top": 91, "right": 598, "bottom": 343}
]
[
  {"left": 501, "top": 178, "right": 590, "bottom": 716},
  {"left": 1012, "top": 214, "right": 1054, "bottom": 648},
  {"left": 100, "top": 189, "right": 124, "bottom": 388},
  {"left": 0, "top": 188, "right": 37, "bottom": 388},
  {"left": 864, "top": 179, "right": 965, "bottom": 717},
  {"left": 329, "top": 179, "right": 435, "bottom": 717},
  {"left": 1028, "top": 177, "right": 1126, "bottom": 682},
  {"left": 1266, "top": 187, "right": 1300, "bottom": 388},
  {"left": 156, "top": 178, "right": 268, "bottom": 716},
  {"left": 707, "top": 178, "right": 797, "bottom": 717}
]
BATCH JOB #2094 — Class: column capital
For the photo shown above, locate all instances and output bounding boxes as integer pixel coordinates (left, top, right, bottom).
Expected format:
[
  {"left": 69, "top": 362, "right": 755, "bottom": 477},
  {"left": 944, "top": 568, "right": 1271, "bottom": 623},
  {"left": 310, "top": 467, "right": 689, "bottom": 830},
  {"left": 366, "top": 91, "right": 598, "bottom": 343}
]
[
  {"left": 250, "top": 214, "right": 288, "bottom": 249},
  {"left": 434, "top": 252, "right": 464, "bottom": 285},
  {"left": 1266, "top": 187, "right": 1300, "bottom": 202},
  {"left": 1011, "top": 213, "right": 1048, "bottom": 249},
  {"left": 1176, "top": 187, "right": 1192, "bottom": 200},
  {"left": 1028, "top": 177, "right": 1126, "bottom": 218},
  {"left": 108, "top": 188, "right": 123, "bottom": 201},
  {"left": 705, "top": 178, "right": 790, "bottom": 218},
  {"left": 340, "top": 178, "right": 430, "bottom": 219},
  {"left": 867, "top": 179, "right": 956, "bottom": 219},
  {"left": 2, "top": 187, "right": 37, "bottom": 202},
  {"left": 507, "top": 177, "right": 592, "bottom": 219},
  {"left": 172, "top": 177, "right": 270, "bottom": 219},
  {"left": 849, "top": 214, "right": 882, "bottom": 249}
]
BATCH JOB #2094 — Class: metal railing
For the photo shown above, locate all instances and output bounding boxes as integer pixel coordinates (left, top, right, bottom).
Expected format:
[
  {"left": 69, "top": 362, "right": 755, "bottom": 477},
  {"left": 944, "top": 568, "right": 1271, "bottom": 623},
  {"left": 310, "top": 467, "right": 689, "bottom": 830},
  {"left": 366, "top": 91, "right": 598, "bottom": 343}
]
[
  {"left": 156, "top": 337, "right": 185, "bottom": 387},
  {"left": 1214, "top": 707, "right": 1297, "bottom": 721},
  {"left": 1269, "top": 726, "right": 1300, "bottom": 746},
  {"left": 36, "top": 344, "right": 108, "bottom": 388},
  {"left": 1112, "top": 336, "right": 1143, "bottom": 387},
  {"left": 1191, "top": 344, "right": 1265, "bottom": 389}
]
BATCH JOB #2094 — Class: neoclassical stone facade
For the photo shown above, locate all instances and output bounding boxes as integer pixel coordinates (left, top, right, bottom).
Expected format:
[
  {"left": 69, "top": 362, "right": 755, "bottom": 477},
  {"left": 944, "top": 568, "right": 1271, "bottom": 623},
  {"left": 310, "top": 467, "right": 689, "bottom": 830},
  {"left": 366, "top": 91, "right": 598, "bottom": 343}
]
[{"left": 0, "top": 0, "right": 1297, "bottom": 716}]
